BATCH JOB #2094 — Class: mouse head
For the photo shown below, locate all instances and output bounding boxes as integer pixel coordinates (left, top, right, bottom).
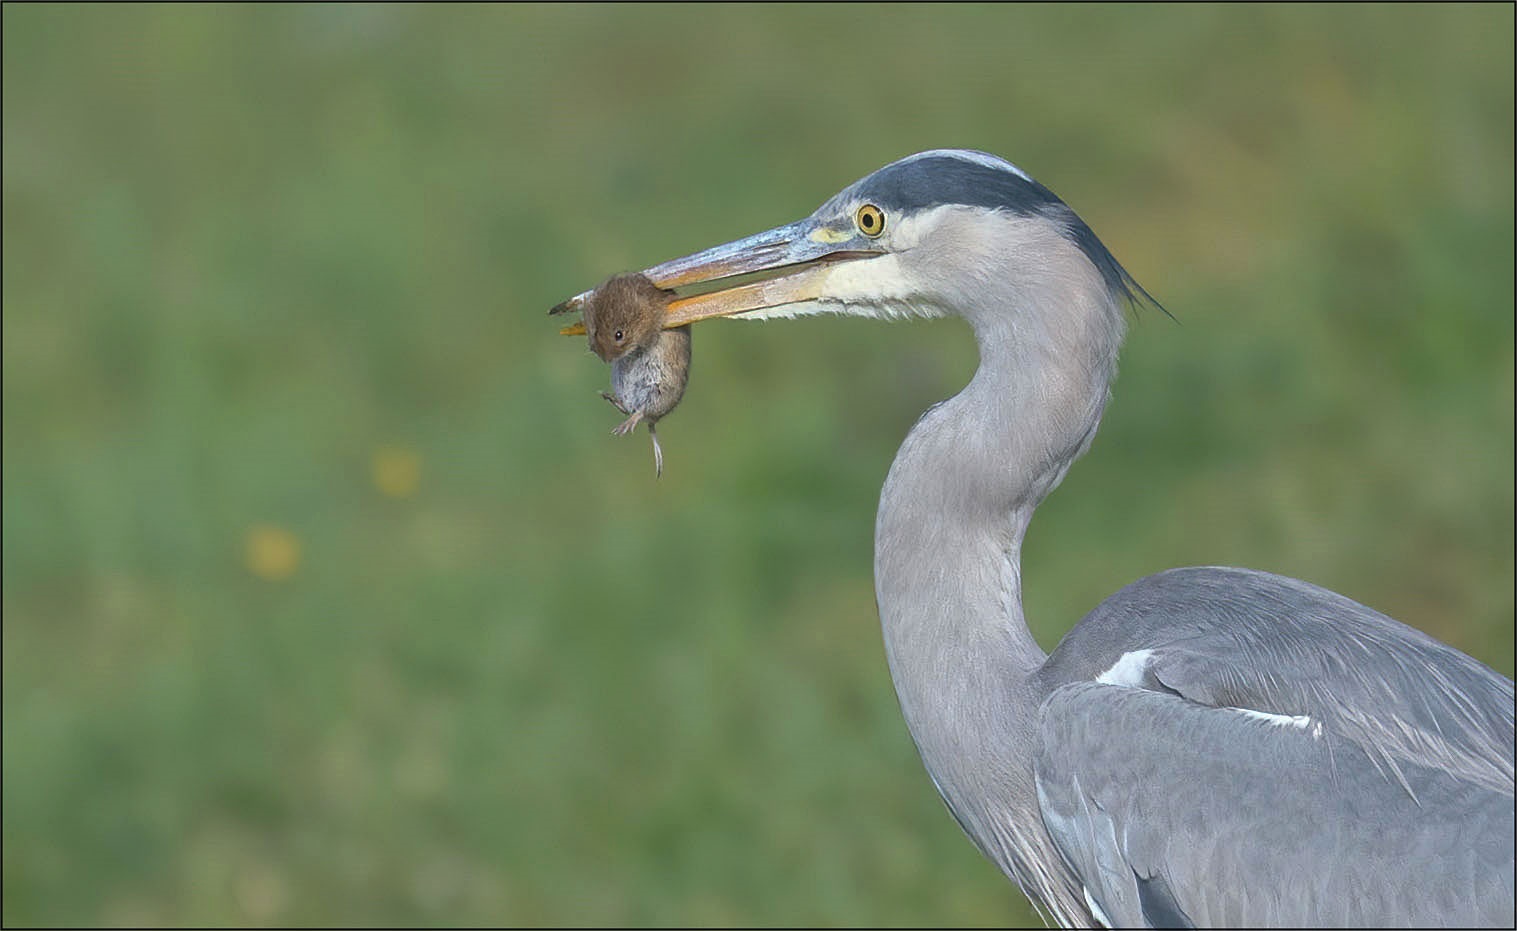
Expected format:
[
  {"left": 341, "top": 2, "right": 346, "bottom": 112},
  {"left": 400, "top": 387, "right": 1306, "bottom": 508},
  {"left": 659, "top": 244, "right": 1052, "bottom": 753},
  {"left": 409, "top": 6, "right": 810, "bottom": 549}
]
[{"left": 583, "top": 273, "right": 674, "bottom": 363}]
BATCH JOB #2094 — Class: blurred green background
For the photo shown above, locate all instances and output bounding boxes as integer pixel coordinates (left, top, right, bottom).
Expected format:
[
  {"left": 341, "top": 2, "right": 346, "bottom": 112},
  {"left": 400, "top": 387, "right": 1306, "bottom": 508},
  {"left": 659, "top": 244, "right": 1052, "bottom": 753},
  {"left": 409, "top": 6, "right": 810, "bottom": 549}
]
[{"left": 3, "top": 4, "right": 1512, "bottom": 927}]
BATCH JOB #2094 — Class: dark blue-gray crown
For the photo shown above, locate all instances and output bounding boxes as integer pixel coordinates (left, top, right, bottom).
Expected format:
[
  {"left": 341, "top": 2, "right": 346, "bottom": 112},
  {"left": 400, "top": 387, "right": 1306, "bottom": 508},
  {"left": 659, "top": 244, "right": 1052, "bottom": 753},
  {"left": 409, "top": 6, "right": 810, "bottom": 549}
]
[{"left": 849, "top": 150, "right": 1162, "bottom": 313}]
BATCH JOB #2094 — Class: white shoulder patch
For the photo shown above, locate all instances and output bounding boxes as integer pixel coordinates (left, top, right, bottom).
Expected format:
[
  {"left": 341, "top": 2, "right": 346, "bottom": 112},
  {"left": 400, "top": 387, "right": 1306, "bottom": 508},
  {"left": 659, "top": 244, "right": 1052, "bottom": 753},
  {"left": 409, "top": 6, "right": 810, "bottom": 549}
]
[
  {"left": 1095, "top": 650, "right": 1323, "bottom": 738},
  {"left": 1095, "top": 649, "right": 1155, "bottom": 687},
  {"left": 1228, "top": 706, "right": 1322, "bottom": 737}
]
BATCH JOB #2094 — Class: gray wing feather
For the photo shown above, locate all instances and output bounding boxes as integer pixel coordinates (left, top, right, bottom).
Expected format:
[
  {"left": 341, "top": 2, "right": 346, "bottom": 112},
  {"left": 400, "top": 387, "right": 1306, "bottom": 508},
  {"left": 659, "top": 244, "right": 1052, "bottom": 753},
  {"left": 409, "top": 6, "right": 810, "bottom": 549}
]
[
  {"left": 1033, "top": 566, "right": 1515, "bottom": 927},
  {"left": 1035, "top": 769, "right": 1149, "bottom": 927},
  {"left": 1036, "top": 681, "right": 1514, "bottom": 927},
  {"left": 1041, "top": 567, "right": 1514, "bottom": 797}
]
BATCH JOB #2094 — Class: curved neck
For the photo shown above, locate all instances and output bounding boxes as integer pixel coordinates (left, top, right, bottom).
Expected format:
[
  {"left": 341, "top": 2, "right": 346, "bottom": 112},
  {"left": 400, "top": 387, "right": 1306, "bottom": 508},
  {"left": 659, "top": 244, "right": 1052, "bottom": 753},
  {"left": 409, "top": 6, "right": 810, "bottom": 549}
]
[
  {"left": 871, "top": 248, "right": 1122, "bottom": 907},
  {"left": 874, "top": 257, "right": 1123, "bottom": 707}
]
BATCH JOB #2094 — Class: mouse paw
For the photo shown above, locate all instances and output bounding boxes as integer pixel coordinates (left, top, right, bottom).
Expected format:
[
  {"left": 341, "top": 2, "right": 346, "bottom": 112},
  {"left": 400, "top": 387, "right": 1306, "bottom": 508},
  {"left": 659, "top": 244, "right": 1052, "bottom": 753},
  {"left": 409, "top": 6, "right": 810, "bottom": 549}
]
[{"left": 612, "top": 410, "right": 644, "bottom": 436}]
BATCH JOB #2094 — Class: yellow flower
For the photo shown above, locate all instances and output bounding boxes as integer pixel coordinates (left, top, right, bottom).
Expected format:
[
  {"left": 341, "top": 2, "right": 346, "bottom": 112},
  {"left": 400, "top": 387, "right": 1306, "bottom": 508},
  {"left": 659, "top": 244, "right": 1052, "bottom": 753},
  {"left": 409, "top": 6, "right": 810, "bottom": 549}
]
[
  {"left": 245, "top": 524, "right": 301, "bottom": 581},
  {"left": 372, "top": 445, "right": 422, "bottom": 499}
]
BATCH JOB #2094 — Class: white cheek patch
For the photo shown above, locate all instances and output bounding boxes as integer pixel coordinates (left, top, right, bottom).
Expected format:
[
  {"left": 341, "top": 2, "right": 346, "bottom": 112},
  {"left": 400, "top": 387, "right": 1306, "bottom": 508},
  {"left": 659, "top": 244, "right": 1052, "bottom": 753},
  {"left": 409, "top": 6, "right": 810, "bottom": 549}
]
[
  {"left": 790, "top": 252, "right": 945, "bottom": 322},
  {"left": 824, "top": 253, "right": 910, "bottom": 302}
]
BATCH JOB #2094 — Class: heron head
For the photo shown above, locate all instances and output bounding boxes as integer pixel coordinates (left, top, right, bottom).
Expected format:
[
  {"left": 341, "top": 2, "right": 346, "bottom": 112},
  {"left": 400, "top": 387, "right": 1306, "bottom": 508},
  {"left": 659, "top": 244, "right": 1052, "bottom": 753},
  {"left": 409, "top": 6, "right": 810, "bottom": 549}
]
[{"left": 551, "top": 149, "right": 1154, "bottom": 334}]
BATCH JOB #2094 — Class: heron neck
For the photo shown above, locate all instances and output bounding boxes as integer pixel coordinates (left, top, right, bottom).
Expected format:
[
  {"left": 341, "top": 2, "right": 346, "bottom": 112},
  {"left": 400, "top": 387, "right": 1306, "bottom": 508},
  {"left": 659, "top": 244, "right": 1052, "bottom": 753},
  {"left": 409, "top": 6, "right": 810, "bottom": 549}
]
[
  {"left": 872, "top": 276, "right": 1121, "bottom": 848},
  {"left": 872, "top": 341, "right": 1058, "bottom": 727}
]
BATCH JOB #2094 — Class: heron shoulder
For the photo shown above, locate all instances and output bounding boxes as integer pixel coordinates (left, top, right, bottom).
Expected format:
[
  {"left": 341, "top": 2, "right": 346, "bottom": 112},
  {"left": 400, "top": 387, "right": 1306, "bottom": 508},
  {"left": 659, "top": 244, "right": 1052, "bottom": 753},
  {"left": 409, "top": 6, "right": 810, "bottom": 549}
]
[{"left": 1038, "top": 566, "right": 1515, "bottom": 797}]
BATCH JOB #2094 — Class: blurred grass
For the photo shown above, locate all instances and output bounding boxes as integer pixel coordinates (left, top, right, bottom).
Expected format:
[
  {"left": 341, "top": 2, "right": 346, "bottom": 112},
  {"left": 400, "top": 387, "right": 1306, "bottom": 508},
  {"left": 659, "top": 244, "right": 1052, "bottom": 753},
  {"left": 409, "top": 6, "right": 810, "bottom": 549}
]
[{"left": 2, "top": 4, "right": 1512, "bottom": 927}]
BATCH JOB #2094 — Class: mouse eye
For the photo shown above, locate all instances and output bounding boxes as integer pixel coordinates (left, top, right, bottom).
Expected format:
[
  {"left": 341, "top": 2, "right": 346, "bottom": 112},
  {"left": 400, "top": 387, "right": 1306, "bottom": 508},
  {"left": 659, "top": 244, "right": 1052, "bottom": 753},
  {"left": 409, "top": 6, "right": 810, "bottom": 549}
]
[
  {"left": 614, "top": 330, "right": 624, "bottom": 342},
  {"left": 855, "top": 203, "right": 886, "bottom": 238}
]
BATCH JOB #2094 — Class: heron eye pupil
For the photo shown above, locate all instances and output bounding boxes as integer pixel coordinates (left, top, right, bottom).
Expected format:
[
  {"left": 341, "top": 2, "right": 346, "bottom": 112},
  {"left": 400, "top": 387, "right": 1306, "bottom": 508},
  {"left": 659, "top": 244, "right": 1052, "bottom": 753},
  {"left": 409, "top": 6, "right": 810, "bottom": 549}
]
[{"left": 857, "top": 204, "right": 885, "bottom": 237}]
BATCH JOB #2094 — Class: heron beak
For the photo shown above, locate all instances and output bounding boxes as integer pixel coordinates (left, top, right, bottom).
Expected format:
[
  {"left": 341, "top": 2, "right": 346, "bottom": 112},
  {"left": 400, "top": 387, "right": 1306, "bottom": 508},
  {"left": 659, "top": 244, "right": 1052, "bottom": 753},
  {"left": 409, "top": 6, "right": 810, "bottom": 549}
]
[{"left": 549, "top": 219, "right": 882, "bottom": 334}]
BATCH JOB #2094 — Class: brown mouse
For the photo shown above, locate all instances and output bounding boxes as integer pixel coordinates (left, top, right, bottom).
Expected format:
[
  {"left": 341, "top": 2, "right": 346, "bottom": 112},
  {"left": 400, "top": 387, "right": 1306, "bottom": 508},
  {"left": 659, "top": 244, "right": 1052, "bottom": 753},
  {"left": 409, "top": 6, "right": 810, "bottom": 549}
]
[{"left": 581, "top": 273, "right": 692, "bottom": 477}]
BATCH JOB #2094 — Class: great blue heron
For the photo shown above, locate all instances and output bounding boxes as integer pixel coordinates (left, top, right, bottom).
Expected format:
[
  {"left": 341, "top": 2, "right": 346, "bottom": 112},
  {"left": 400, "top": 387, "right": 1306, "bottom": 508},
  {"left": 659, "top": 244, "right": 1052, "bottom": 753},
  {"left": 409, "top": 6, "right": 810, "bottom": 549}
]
[{"left": 552, "top": 150, "right": 1515, "bottom": 927}]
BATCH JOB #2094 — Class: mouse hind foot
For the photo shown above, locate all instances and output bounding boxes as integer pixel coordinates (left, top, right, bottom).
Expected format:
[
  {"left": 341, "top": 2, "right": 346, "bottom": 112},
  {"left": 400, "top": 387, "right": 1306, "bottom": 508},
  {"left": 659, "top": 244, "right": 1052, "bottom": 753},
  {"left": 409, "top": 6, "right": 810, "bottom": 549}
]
[{"left": 612, "top": 409, "right": 644, "bottom": 437}]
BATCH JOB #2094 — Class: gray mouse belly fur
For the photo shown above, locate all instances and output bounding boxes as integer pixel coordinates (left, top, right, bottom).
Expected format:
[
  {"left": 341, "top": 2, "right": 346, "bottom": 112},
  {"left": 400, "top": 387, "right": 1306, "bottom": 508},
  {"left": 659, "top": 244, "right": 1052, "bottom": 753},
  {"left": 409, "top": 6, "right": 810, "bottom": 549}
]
[{"left": 610, "top": 326, "right": 691, "bottom": 423}]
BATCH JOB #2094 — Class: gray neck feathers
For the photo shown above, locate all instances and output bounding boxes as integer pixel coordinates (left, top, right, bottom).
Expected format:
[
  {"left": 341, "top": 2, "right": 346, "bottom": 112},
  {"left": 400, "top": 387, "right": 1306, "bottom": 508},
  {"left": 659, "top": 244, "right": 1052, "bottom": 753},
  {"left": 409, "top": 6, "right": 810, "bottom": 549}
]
[{"left": 872, "top": 212, "right": 1124, "bottom": 915}]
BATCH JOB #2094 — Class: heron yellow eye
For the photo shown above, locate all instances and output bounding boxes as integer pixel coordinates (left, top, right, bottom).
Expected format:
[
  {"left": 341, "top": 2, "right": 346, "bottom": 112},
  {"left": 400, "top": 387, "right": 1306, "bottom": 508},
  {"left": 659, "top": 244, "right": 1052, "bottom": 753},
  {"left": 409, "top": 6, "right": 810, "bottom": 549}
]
[{"left": 855, "top": 203, "right": 886, "bottom": 238}]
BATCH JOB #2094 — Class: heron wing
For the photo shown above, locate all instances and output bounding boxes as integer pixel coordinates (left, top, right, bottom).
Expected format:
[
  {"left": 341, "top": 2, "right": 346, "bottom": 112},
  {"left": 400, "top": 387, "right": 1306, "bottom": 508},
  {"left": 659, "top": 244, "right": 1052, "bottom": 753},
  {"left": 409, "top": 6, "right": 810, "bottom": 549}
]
[
  {"left": 1034, "top": 681, "right": 1514, "bottom": 927},
  {"left": 1031, "top": 566, "right": 1514, "bottom": 927},
  {"left": 1042, "top": 566, "right": 1514, "bottom": 796}
]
